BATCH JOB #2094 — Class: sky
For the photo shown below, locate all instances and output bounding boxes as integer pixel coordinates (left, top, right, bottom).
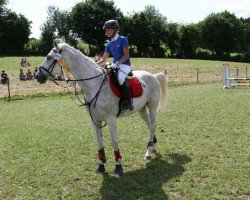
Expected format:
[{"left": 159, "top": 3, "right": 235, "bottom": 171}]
[{"left": 6, "top": 0, "right": 250, "bottom": 39}]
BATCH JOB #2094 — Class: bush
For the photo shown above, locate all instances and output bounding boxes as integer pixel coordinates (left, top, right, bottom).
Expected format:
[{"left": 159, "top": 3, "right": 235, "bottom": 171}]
[
  {"left": 229, "top": 52, "right": 250, "bottom": 62},
  {"left": 129, "top": 45, "right": 139, "bottom": 57},
  {"left": 194, "top": 48, "right": 212, "bottom": 60},
  {"left": 241, "top": 52, "right": 250, "bottom": 62},
  {"left": 211, "top": 53, "right": 230, "bottom": 61},
  {"left": 77, "top": 40, "right": 90, "bottom": 55},
  {"left": 24, "top": 39, "right": 44, "bottom": 56}
]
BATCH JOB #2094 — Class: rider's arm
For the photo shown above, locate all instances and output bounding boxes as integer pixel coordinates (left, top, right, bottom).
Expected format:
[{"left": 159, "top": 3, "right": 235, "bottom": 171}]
[
  {"left": 117, "top": 46, "right": 130, "bottom": 65},
  {"left": 97, "top": 52, "right": 110, "bottom": 66}
]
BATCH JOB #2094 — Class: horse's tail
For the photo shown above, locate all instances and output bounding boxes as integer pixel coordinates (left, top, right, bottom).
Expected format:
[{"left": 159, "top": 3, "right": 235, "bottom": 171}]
[{"left": 154, "top": 72, "right": 168, "bottom": 112}]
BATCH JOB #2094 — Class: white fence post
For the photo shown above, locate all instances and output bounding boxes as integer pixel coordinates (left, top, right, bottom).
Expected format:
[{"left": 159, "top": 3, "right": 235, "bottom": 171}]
[{"left": 223, "top": 64, "right": 230, "bottom": 89}]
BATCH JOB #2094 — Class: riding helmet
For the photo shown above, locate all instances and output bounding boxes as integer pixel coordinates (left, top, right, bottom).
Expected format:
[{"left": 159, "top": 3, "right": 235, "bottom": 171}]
[{"left": 103, "top": 20, "right": 119, "bottom": 29}]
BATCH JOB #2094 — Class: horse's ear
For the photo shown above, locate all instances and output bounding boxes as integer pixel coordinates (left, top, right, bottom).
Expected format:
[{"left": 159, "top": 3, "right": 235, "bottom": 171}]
[
  {"left": 53, "top": 39, "right": 60, "bottom": 51},
  {"left": 60, "top": 36, "right": 65, "bottom": 44}
]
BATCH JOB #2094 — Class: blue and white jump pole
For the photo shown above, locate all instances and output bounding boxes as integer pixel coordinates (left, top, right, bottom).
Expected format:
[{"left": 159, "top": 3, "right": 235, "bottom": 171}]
[{"left": 223, "top": 64, "right": 250, "bottom": 89}]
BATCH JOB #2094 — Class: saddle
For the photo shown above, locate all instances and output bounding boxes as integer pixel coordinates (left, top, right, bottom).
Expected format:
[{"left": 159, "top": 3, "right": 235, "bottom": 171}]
[{"left": 109, "top": 70, "right": 143, "bottom": 98}]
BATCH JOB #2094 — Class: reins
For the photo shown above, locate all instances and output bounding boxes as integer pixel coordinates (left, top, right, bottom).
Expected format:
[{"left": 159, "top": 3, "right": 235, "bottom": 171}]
[
  {"left": 42, "top": 58, "right": 110, "bottom": 128},
  {"left": 67, "top": 67, "right": 110, "bottom": 128},
  {"left": 79, "top": 69, "right": 109, "bottom": 128}
]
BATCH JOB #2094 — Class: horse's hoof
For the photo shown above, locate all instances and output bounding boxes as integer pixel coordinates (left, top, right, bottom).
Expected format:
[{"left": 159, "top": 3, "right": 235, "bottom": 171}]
[
  {"left": 113, "top": 164, "right": 124, "bottom": 176},
  {"left": 96, "top": 164, "right": 105, "bottom": 173},
  {"left": 144, "top": 156, "right": 152, "bottom": 161}
]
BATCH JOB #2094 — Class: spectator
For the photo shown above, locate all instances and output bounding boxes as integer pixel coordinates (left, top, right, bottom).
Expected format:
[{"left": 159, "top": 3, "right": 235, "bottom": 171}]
[
  {"left": 26, "top": 69, "right": 33, "bottom": 80},
  {"left": 55, "top": 73, "right": 63, "bottom": 80},
  {"left": 33, "top": 67, "right": 38, "bottom": 79},
  {"left": 20, "top": 58, "right": 31, "bottom": 67},
  {"left": 95, "top": 53, "right": 101, "bottom": 62},
  {"left": 1, "top": 70, "right": 9, "bottom": 84},
  {"left": 19, "top": 69, "right": 26, "bottom": 81},
  {"left": 181, "top": 50, "right": 186, "bottom": 59},
  {"left": 20, "top": 58, "right": 25, "bottom": 67}
]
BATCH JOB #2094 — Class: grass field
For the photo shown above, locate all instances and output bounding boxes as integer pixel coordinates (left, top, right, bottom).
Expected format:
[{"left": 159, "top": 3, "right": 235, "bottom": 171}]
[{"left": 0, "top": 82, "right": 249, "bottom": 199}]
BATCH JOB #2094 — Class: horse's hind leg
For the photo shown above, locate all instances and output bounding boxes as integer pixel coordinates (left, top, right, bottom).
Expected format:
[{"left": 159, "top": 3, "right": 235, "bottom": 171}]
[
  {"left": 139, "top": 105, "right": 151, "bottom": 134},
  {"left": 139, "top": 105, "right": 157, "bottom": 160}
]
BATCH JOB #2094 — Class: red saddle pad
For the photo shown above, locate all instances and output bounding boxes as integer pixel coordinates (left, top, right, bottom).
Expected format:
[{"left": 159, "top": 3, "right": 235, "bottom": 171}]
[{"left": 109, "top": 76, "right": 143, "bottom": 98}]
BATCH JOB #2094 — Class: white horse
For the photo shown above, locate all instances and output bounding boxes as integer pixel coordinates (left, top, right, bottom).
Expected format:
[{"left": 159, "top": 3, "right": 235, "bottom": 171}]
[{"left": 36, "top": 40, "right": 168, "bottom": 175}]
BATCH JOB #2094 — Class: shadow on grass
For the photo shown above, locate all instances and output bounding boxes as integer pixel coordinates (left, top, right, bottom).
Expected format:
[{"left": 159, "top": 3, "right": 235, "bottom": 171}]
[{"left": 99, "top": 153, "right": 191, "bottom": 200}]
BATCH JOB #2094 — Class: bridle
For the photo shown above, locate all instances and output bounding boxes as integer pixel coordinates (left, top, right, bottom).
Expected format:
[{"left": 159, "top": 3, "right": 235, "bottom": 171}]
[
  {"left": 38, "top": 51, "right": 111, "bottom": 128},
  {"left": 38, "top": 59, "right": 59, "bottom": 84}
]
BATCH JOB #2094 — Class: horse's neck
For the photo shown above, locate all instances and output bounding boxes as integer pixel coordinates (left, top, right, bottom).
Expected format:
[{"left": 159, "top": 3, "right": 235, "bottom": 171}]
[{"left": 63, "top": 48, "right": 103, "bottom": 99}]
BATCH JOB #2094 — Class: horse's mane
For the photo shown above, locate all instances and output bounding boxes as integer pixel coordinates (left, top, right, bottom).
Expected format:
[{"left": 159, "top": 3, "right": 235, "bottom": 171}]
[{"left": 59, "top": 43, "right": 99, "bottom": 68}]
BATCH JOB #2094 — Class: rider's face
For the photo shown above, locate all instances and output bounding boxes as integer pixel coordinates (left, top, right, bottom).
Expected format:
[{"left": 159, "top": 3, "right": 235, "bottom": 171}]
[{"left": 105, "top": 28, "right": 116, "bottom": 38}]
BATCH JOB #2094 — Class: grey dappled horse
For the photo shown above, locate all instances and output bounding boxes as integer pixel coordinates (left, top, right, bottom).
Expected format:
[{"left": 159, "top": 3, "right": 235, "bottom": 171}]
[{"left": 36, "top": 40, "right": 168, "bottom": 175}]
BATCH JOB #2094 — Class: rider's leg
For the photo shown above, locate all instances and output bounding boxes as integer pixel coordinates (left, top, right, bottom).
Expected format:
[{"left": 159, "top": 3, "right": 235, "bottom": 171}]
[
  {"left": 118, "top": 64, "right": 134, "bottom": 111},
  {"left": 120, "top": 79, "right": 134, "bottom": 111}
]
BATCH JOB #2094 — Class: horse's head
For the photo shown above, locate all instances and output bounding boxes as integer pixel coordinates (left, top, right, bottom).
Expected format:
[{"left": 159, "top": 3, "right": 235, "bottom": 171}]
[{"left": 36, "top": 38, "right": 65, "bottom": 84}]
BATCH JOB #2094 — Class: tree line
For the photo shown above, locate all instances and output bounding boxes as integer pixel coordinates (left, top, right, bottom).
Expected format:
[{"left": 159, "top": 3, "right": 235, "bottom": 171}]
[{"left": 1, "top": 0, "right": 250, "bottom": 62}]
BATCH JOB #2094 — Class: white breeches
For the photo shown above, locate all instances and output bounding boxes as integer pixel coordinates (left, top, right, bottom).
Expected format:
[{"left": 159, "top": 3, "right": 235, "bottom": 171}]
[{"left": 118, "top": 64, "right": 131, "bottom": 85}]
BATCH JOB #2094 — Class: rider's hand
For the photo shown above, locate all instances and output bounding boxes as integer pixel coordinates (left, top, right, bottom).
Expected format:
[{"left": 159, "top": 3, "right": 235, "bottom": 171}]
[{"left": 110, "top": 62, "right": 119, "bottom": 70}]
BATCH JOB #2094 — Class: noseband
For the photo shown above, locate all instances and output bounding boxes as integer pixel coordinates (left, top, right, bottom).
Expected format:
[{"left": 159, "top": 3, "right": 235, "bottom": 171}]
[{"left": 38, "top": 59, "right": 58, "bottom": 82}]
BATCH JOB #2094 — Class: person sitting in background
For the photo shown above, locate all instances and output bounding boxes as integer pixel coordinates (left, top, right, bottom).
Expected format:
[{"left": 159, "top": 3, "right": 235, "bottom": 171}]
[
  {"left": 55, "top": 73, "right": 63, "bottom": 80},
  {"left": 20, "top": 58, "right": 31, "bottom": 67},
  {"left": 19, "top": 69, "right": 26, "bottom": 81},
  {"left": 25, "top": 58, "right": 31, "bottom": 66},
  {"left": 1, "top": 70, "right": 9, "bottom": 84},
  {"left": 95, "top": 53, "right": 101, "bottom": 62},
  {"left": 33, "top": 67, "right": 38, "bottom": 79},
  {"left": 26, "top": 69, "right": 33, "bottom": 80},
  {"left": 20, "top": 58, "right": 25, "bottom": 67}
]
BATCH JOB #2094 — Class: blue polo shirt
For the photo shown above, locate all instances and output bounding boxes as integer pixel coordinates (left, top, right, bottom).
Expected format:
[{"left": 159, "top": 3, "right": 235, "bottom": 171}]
[{"left": 105, "top": 35, "right": 131, "bottom": 66}]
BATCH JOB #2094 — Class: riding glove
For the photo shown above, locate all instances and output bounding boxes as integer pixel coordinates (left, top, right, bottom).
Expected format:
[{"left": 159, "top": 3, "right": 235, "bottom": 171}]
[{"left": 110, "top": 62, "right": 119, "bottom": 70}]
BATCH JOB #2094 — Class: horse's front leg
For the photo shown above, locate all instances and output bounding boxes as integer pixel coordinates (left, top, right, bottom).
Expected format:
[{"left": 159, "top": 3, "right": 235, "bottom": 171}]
[
  {"left": 107, "top": 116, "right": 124, "bottom": 176},
  {"left": 92, "top": 121, "right": 106, "bottom": 173}
]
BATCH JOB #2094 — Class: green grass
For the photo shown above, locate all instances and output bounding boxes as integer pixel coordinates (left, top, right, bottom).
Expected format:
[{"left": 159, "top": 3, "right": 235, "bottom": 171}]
[
  {"left": 0, "top": 83, "right": 249, "bottom": 199},
  {"left": 0, "top": 56, "right": 43, "bottom": 71}
]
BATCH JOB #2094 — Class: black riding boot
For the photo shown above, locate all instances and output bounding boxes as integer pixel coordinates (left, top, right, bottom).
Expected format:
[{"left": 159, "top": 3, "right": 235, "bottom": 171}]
[{"left": 120, "top": 79, "right": 134, "bottom": 111}]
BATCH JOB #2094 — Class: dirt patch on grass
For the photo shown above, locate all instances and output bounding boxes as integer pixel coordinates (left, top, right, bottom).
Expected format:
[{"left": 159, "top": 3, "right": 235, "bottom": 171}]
[
  {"left": 135, "top": 65, "right": 222, "bottom": 85},
  {"left": 0, "top": 74, "right": 68, "bottom": 99},
  {"left": 0, "top": 66, "right": 221, "bottom": 99}
]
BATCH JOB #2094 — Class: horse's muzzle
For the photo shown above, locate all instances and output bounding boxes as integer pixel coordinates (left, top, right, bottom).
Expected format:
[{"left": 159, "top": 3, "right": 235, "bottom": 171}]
[{"left": 36, "top": 68, "right": 47, "bottom": 84}]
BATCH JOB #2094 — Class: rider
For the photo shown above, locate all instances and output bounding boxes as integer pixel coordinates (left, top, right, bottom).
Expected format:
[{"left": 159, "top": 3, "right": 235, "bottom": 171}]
[{"left": 97, "top": 19, "right": 134, "bottom": 111}]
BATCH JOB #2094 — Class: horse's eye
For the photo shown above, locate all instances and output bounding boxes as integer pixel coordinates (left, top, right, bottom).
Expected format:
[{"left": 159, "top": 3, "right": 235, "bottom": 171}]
[{"left": 47, "top": 55, "right": 52, "bottom": 60}]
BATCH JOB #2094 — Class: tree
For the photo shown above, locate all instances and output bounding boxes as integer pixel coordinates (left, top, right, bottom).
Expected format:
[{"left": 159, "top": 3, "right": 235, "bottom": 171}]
[
  {"left": 0, "top": 0, "right": 7, "bottom": 13},
  {"left": 71, "top": 0, "right": 124, "bottom": 53},
  {"left": 166, "top": 23, "right": 180, "bottom": 57},
  {"left": 0, "top": 0, "right": 7, "bottom": 5},
  {"left": 201, "top": 11, "right": 245, "bottom": 55},
  {"left": 24, "top": 38, "right": 44, "bottom": 55},
  {"left": 0, "top": 9, "right": 31, "bottom": 55},
  {"left": 40, "top": 6, "right": 74, "bottom": 54},
  {"left": 240, "top": 17, "right": 250, "bottom": 52},
  {"left": 179, "top": 23, "right": 202, "bottom": 58},
  {"left": 124, "top": 5, "right": 168, "bottom": 57}
]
